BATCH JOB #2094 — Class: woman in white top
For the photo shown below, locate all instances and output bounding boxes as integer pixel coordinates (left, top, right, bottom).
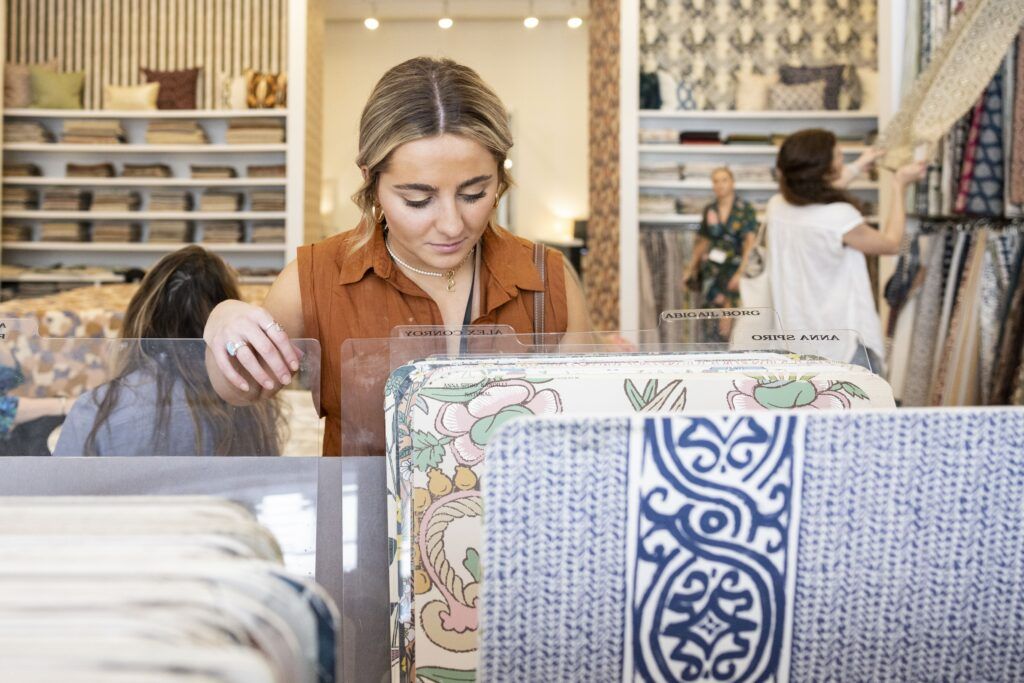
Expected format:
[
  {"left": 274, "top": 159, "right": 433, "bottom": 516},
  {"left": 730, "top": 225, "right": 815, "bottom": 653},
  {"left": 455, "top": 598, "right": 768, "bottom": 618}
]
[{"left": 766, "top": 129, "right": 926, "bottom": 371}]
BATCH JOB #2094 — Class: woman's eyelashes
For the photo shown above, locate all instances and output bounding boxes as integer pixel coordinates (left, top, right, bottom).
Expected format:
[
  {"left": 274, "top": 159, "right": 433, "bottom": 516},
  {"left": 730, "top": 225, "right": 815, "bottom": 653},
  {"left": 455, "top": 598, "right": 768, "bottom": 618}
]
[{"left": 402, "top": 191, "right": 487, "bottom": 209}]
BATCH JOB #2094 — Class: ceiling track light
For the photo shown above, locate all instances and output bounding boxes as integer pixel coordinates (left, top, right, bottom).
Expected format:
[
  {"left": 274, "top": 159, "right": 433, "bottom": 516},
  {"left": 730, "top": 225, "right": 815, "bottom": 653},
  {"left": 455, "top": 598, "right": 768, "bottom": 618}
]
[
  {"left": 524, "top": 0, "right": 539, "bottom": 28},
  {"left": 567, "top": 1, "right": 583, "bottom": 29},
  {"left": 364, "top": 1, "right": 379, "bottom": 30},
  {"left": 438, "top": 0, "right": 453, "bottom": 29}
]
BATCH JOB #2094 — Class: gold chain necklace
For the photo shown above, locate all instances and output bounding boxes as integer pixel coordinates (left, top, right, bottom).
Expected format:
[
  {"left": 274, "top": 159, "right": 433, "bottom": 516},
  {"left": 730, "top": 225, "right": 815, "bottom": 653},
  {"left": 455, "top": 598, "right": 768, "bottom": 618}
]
[{"left": 385, "top": 235, "right": 475, "bottom": 292}]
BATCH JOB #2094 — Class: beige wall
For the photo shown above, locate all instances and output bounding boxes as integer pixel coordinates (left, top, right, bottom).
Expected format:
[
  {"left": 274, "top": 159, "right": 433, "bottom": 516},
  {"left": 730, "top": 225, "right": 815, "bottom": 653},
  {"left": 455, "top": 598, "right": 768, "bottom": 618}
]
[{"left": 321, "top": 19, "right": 589, "bottom": 243}]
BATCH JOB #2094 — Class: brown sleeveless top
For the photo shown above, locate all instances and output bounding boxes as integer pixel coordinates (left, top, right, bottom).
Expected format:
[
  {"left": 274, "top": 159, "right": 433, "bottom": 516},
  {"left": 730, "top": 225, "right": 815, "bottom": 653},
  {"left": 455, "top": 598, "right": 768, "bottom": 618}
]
[{"left": 297, "top": 225, "right": 568, "bottom": 456}]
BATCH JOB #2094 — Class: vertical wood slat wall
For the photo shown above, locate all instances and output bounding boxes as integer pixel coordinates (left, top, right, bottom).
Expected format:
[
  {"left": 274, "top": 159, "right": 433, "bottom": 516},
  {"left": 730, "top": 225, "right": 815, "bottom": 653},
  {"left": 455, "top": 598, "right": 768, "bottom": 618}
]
[
  {"left": 302, "top": 0, "right": 322, "bottom": 244},
  {"left": 5, "top": 0, "right": 288, "bottom": 109}
]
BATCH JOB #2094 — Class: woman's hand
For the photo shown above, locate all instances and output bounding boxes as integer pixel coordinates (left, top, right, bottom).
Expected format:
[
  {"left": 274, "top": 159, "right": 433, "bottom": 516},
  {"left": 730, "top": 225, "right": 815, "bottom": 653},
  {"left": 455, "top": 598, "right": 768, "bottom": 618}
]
[
  {"left": 728, "top": 273, "right": 741, "bottom": 293},
  {"left": 854, "top": 146, "right": 885, "bottom": 170},
  {"left": 204, "top": 299, "right": 301, "bottom": 394},
  {"left": 895, "top": 160, "right": 928, "bottom": 187}
]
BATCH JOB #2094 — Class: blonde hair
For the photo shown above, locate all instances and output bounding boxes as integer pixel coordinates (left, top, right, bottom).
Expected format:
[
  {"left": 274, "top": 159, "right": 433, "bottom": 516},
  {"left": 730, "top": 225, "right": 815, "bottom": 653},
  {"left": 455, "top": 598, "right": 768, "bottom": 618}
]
[
  {"left": 711, "top": 166, "right": 734, "bottom": 181},
  {"left": 350, "top": 57, "right": 514, "bottom": 251}
]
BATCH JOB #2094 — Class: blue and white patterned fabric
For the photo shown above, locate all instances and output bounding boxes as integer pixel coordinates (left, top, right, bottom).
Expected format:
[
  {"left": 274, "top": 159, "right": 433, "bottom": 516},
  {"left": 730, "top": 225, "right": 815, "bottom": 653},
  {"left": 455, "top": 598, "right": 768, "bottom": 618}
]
[
  {"left": 965, "top": 71, "right": 1006, "bottom": 216},
  {"left": 479, "top": 408, "right": 1024, "bottom": 682}
]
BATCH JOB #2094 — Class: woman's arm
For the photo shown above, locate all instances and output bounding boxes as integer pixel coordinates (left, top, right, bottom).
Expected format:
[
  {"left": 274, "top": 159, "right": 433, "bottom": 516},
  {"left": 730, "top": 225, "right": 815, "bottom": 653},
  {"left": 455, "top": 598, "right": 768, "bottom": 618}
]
[
  {"left": 563, "top": 259, "right": 592, "bottom": 333},
  {"left": 835, "top": 147, "right": 884, "bottom": 189},
  {"left": 683, "top": 237, "right": 710, "bottom": 282},
  {"left": 729, "top": 231, "right": 759, "bottom": 292},
  {"left": 204, "top": 259, "right": 305, "bottom": 405},
  {"left": 843, "top": 161, "right": 928, "bottom": 256}
]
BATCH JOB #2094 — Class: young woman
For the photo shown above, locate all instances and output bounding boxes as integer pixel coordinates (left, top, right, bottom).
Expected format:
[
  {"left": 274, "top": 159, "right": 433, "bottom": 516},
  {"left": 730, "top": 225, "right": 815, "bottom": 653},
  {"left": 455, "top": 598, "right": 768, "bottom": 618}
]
[
  {"left": 767, "top": 128, "right": 927, "bottom": 371},
  {"left": 203, "top": 57, "right": 591, "bottom": 456},
  {"left": 682, "top": 167, "right": 758, "bottom": 338},
  {"left": 54, "top": 246, "right": 282, "bottom": 456}
]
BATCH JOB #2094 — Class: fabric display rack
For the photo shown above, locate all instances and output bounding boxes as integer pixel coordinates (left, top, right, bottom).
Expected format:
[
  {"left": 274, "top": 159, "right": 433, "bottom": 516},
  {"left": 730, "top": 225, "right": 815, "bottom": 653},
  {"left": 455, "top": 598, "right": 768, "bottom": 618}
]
[
  {"left": 0, "top": 495, "right": 339, "bottom": 682},
  {"left": 884, "top": 5, "right": 1024, "bottom": 407}
]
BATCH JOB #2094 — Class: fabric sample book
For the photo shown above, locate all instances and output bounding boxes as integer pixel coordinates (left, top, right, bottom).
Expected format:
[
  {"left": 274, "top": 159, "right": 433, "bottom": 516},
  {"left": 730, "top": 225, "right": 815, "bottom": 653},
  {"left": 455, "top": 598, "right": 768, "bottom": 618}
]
[
  {"left": 479, "top": 408, "right": 1024, "bottom": 682},
  {"left": 384, "top": 354, "right": 896, "bottom": 682}
]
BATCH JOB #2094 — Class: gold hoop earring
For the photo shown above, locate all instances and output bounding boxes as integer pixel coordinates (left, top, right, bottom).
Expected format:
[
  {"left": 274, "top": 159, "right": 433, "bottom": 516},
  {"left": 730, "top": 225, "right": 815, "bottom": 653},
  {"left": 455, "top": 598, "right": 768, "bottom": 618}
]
[{"left": 371, "top": 204, "right": 385, "bottom": 224}]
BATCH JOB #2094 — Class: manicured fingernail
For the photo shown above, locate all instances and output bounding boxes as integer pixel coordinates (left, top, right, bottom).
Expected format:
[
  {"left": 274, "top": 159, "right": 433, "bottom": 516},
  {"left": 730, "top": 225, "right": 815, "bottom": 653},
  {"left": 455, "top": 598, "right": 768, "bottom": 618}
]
[
  {"left": 240, "top": 382, "right": 250, "bottom": 392},
  {"left": 280, "top": 374, "right": 291, "bottom": 384},
  {"left": 264, "top": 381, "right": 275, "bottom": 390},
  {"left": 290, "top": 361, "right": 299, "bottom": 371}
]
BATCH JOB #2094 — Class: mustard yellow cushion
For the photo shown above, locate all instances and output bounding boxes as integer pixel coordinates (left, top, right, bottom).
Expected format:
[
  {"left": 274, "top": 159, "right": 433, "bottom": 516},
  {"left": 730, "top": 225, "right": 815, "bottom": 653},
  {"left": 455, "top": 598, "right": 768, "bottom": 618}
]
[{"left": 103, "top": 82, "right": 159, "bottom": 110}]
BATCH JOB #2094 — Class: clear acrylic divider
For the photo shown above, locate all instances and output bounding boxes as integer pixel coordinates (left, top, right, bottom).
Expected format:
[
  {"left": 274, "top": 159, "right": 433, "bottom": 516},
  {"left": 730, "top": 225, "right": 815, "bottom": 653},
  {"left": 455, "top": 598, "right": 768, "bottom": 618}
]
[
  {"left": 340, "top": 308, "right": 873, "bottom": 458},
  {"left": 0, "top": 319, "right": 322, "bottom": 456}
]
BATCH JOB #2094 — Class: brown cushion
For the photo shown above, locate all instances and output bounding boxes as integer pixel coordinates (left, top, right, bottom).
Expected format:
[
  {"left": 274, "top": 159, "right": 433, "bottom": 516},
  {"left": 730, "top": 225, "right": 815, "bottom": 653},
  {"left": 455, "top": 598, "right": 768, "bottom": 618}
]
[
  {"left": 245, "top": 69, "right": 287, "bottom": 109},
  {"left": 778, "top": 64, "right": 845, "bottom": 110},
  {"left": 141, "top": 67, "right": 200, "bottom": 109}
]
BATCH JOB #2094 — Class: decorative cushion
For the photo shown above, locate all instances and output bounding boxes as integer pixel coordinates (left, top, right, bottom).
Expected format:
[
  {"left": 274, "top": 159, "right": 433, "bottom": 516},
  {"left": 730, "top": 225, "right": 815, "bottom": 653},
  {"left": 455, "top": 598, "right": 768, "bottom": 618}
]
[
  {"left": 216, "top": 72, "right": 249, "bottom": 109},
  {"left": 735, "top": 72, "right": 776, "bottom": 111},
  {"left": 779, "top": 64, "right": 845, "bottom": 110},
  {"left": 857, "top": 68, "right": 879, "bottom": 112},
  {"left": 141, "top": 67, "right": 200, "bottom": 109},
  {"left": 102, "top": 82, "right": 159, "bottom": 110},
  {"left": 656, "top": 70, "right": 678, "bottom": 111},
  {"left": 676, "top": 80, "right": 697, "bottom": 111},
  {"left": 29, "top": 68, "right": 84, "bottom": 109},
  {"left": 4, "top": 60, "right": 58, "bottom": 108},
  {"left": 840, "top": 65, "right": 862, "bottom": 110},
  {"left": 245, "top": 69, "right": 287, "bottom": 109},
  {"left": 768, "top": 81, "right": 827, "bottom": 111}
]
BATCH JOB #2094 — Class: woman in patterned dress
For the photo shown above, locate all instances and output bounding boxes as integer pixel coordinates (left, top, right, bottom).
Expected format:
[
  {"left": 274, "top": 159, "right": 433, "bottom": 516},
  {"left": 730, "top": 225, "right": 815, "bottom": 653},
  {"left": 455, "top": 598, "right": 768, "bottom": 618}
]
[{"left": 682, "top": 167, "right": 758, "bottom": 338}]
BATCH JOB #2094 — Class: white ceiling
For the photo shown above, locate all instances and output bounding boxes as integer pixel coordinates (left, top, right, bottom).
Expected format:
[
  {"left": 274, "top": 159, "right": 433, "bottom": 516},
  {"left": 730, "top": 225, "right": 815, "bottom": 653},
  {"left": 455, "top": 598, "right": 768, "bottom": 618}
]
[{"left": 326, "top": 0, "right": 590, "bottom": 21}]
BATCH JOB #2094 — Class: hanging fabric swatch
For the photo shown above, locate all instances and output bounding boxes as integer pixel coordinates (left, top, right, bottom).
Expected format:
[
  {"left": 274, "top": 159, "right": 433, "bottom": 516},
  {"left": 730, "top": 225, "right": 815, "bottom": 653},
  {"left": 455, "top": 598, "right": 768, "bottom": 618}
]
[{"left": 879, "top": 0, "right": 1024, "bottom": 167}]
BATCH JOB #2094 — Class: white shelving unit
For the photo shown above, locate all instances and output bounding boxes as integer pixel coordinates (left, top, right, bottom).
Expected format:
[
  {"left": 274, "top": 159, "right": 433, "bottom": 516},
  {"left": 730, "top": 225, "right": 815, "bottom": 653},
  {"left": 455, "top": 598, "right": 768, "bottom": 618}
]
[{"left": 1, "top": 108, "right": 293, "bottom": 274}]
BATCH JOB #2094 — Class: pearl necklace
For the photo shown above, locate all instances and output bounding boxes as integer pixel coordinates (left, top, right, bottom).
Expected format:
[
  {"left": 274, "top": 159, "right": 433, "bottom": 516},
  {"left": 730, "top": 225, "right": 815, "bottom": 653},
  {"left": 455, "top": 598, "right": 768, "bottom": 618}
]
[{"left": 385, "top": 236, "right": 474, "bottom": 292}]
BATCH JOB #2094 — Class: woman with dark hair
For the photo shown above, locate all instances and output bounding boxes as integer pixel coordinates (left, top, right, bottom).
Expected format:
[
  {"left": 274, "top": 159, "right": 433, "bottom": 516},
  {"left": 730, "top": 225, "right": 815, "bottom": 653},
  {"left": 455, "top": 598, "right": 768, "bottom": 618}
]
[
  {"left": 767, "top": 128, "right": 926, "bottom": 370},
  {"left": 54, "top": 246, "right": 283, "bottom": 456}
]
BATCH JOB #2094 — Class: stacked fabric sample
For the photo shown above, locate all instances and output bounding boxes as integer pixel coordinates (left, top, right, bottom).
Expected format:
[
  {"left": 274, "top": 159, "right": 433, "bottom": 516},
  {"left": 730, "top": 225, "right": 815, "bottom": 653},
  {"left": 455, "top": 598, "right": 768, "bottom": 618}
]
[
  {"left": 2, "top": 163, "right": 40, "bottom": 177},
  {"left": 39, "top": 223, "right": 83, "bottom": 241},
  {"left": 247, "top": 164, "right": 287, "bottom": 178},
  {"left": 90, "top": 190, "right": 140, "bottom": 212},
  {"left": 638, "top": 193, "right": 677, "bottom": 214},
  {"left": 199, "top": 191, "right": 242, "bottom": 212},
  {"left": 384, "top": 352, "right": 896, "bottom": 680},
  {"left": 149, "top": 190, "right": 192, "bottom": 212},
  {"left": 147, "top": 220, "right": 191, "bottom": 243},
  {"left": 122, "top": 163, "right": 173, "bottom": 178},
  {"left": 251, "top": 222, "right": 285, "bottom": 243},
  {"left": 62, "top": 119, "right": 124, "bottom": 144},
  {"left": 252, "top": 190, "right": 285, "bottom": 212},
  {"left": 226, "top": 118, "right": 285, "bottom": 144},
  {"left": 2, "top": 188, "right": 37, "bottom": 210},
  {"left": 146, "top": 120, "right": 207, "bottom": 144},
  {"left": 478, "top": 409, "right": 1024, "bottom": 682},
  {"left": 1, "top": 223, "right": 32, "bottom": 242},
  {"left": 638, "top": 128, "right": 678, "bottom": 144},
  {"left": 90, "top": 222, "right": 137, "bottom": 242},
  {"left": 638, "top": 161, "right": 681, "bottom": 180},
  {"left": 66, "top": 162, "right": 115, "bottom": 178},
  {"left": 0, "top": 496, "right": 339, "bottom": 682},
  {"left": 41, "top": 189, "right": 86, "bottom": 211},
  {"left": 191, "top": 165, "right": 237, "bottom": 179},
  {"left": 679, "top": 130, "right": 721, "bottom": 144},
  {"left": 3, "top": 121, "right": 52, "bottom": 143},
  {"left": 201, "top": 222, "right": 242, "bottom": 243}
]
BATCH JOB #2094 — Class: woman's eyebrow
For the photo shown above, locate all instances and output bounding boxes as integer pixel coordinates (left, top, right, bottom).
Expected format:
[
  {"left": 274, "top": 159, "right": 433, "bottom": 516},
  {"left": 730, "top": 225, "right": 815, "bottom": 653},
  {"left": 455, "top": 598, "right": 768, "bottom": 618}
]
[
  {"left": 392, "top": 175, "right": 492, "bottom": 193},
  {"left": 457, "top": 174, "right": 492, "bottom": 189}
]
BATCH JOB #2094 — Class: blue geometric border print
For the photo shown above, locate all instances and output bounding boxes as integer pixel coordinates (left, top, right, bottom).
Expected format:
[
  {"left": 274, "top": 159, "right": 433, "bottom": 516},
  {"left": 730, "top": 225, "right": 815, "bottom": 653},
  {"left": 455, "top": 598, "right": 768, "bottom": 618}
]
[{"left": 627, "top": 415, "right": 802, "bottom": 683}]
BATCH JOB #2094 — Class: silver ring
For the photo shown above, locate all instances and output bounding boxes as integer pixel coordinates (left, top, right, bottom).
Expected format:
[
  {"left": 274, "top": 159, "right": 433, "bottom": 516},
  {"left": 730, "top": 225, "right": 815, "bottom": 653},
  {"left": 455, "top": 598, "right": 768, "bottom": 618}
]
[
  {"left": 262, "top": 320, "right": 285, "bottom": 333},
  {"left": 225, "top": 339, "right": 249, "bottom": 357}
]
